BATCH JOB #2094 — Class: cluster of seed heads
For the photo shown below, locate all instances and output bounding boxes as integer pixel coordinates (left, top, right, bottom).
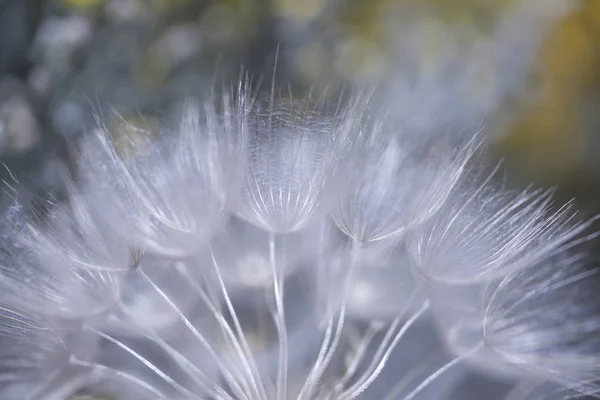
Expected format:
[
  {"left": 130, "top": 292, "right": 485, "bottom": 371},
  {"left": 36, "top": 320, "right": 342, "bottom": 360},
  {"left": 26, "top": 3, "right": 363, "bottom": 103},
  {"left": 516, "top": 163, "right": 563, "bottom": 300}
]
[{"left": 0, "top": 80, "right": 599, "bottom": 400}]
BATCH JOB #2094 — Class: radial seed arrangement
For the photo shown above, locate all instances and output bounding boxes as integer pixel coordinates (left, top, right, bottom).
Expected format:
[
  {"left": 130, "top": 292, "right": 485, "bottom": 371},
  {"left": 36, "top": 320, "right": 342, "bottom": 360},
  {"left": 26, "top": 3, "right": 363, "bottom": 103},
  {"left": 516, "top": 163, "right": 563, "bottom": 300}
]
[{"left": 0, "top": 82, "right": 599, "bottom": 400}]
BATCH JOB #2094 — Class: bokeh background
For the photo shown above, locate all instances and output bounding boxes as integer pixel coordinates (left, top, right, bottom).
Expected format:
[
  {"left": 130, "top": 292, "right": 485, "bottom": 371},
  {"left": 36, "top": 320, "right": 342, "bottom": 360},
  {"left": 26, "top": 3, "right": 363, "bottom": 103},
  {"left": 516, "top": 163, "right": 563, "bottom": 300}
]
[
  {"left": 1, "top": 0, "right": 600, "bottom": 214},
  {"left": 0, "top": 1, "right": 599, "bottom": 398}
]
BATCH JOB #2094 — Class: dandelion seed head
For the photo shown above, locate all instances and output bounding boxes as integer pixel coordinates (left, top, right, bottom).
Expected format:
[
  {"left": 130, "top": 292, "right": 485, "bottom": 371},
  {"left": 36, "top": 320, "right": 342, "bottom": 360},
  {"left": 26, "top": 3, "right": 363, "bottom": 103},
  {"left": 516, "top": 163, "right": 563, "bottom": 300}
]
[
  {"left": 0, "top": 201, "right": 127, "bottom": 321},
  {"left": 0, "top": 303, "right": 96, "bottom": 400},
  {"left": 77, "top": 94, "right": 244, "bottom": 258},
  {"left": 334, "top": 121, "right": 478, "bottom": 244},
  {"left": 480, "top": 252, "right": 600, "bottom": 395},
  {"left": 408, "top": 176, "right": 592, "bottom": 284},
  {"left": 234, "top": 92, "right": 365, "bottom": 234}
]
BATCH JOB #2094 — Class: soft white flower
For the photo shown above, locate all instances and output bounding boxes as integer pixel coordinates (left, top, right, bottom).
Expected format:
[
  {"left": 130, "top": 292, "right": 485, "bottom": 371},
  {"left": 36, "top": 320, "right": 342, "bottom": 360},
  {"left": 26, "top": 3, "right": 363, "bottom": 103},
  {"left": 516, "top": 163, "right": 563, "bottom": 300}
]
[
  {"left": 407, "top": 175, "right": 595, "bottom": 284},
  {"left": 234, "top": 91, "right": 365, "bottom": 234},
  {"left": 77, "top": 94, "right": 244, "bottom": 258},
  {"left": 0, "top": 71, "right": 596, "bottom": 400},
  {"left": 1, "top": 198, "right": 128, "bottom": 321},
  {"left": 480, "top": 252, "right": 600, "bottom": 397},
  {"left": 0, "top": 303, "right": 93, "bottom": 400},
  {"left": 333, "top": 121, "right": 479, "bottom": 244}
]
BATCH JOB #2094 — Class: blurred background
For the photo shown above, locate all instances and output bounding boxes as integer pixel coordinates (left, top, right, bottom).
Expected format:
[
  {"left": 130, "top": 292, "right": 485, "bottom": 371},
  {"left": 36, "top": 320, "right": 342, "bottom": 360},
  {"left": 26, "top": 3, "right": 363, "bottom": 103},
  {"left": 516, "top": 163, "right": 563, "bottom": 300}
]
[{"left": 0, "top": 0, "right": 598, "bottom": 212}]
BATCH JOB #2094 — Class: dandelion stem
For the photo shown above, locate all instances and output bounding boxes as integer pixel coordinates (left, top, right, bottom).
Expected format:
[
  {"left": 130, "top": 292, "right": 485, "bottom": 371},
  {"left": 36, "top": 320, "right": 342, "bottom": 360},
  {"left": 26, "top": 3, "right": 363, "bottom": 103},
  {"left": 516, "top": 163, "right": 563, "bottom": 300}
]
[
  {"left": 82, "top": 325, "right": 201, "bottom": 399},
  {"left": 117, "top": 303, "right": 228, "bottom": 399},
  {"left": 299, "top": 240, "right": 362, "bottom": 399},
  {"left": 339, "top": 286, "right": 423, "bottom": 397},
  {"left": 336, "top": 322, "right": 382, "bottom": 389},
  {"left": 269, "top": 231, "right": 288, "bottom": 400},
  {"left": 401, "top": 342, "right": 482, "bottom": 400},
  {"left": 504, "top": 379, "right": 544, "bottom": 400},
  {"left": 208, "top": 245, "right": 269, "bottom": 400},
  {"left": 138, "top": 268, "right": 250, "bottom": 400},
  {"left": 381, "top": 350, "right": 447, "bottom": 400},
  {"left": 69, "top": 357, "right": 168, "bottom": 399},
  {"left": 22, "top": 366, "right": 78, "bottom": 400},
  {"left": 344, "top": 301, "right": 430, "bottom": 400},
  {"left": 178, "top": 258, "right": 265, "bottom": 399}
]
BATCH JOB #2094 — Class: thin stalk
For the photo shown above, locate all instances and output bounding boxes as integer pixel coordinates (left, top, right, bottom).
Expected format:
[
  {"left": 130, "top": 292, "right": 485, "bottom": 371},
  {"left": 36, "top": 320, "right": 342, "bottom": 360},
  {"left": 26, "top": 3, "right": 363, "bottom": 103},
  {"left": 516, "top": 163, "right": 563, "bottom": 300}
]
[
  {"left": 504, "top": 380, "right": 544, "bottom": 400},
  {"left": 177, "top": 261, "right": 264, "bottom": 398},
  {"left": 208, "top": 244, "right": 269, "bottom": 400},
  {"left": 298, "top": 240, "right": 362, "bottom": 399},
  {"left": 344, "top": 302, "right": 429, "bottom": 400},
  {"left": 138, "top": 268, "right": 250, "bottom": 400},
  {"left": 82, "top": 325, "right": 201, "bottom": 400},
  {"left": 69, "top": 357, "right": 169, "bottom": 399},
  {"left": 401, "top": 343, "right": 482, "bottom": 400},
  {"left": 382, "top": 350, "right": 446, "bottom": 400},
  {"left": 270, "top": 231, "right": 288, "bottom": 400},
  {"left": 117, "top": 304, "right": 224, "bottom": 398},
  {"left": 336, "top": 323, "right": 382, "bottom": 389}
]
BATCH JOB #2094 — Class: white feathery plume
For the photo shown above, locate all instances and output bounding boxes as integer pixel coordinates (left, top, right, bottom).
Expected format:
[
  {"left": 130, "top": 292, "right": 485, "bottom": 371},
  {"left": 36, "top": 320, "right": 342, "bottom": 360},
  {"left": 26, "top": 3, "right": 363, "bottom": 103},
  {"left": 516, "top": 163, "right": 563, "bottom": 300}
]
[
  {"left": 0, "top": 301, "right": 175, "bottom": 400},
  {"left": 0, "top": 301, "right": 110, "bottom": 400},
  {"left": 27, "top": 180, "right": 135, "bottom": 272},
  {"left": 0, "top": 305, "right": 70, "bottom": 400},
  {"left": 407, "top": 172, "right": 596, "bottom": 284},
  {"left": 333, "top": 119, "right": 480, "bottom": 245},
  {"left": 77, "top": 89, "right": 245, "bottom": 259},
  {"left": 480, "top": 251, "right": 600, "bottom": 398},
  {"left": 407, "top": 175, "right": 599, "bottom": 386},
  {"left": 0, "top": 198, "right": 129, "bottom": 321},
  {"left": 233, "top": 89, "right": 365, "bottom": 234}
]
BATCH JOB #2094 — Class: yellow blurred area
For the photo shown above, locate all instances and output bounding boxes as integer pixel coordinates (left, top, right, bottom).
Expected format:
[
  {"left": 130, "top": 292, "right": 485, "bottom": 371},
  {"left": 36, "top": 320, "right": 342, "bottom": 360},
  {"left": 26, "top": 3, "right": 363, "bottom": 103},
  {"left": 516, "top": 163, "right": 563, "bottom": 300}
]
[
  {"left": 324, "top": 0, "right": 600, "bottom": 193},
  {"left": 273, "top": 0, "right": 327, "bottom": 21},
  {"left": 61, "top": 0, "right": 104, "bottom": 10},
  {"left": 312, "top": 0, "right": 518, "bottom": 83},
  {"left": 61, "top": 0, "right": 190, "bottom": 12},
  {"left": 107, "top": 113, "right": 160, "bottom": 159},
  {"left": 339, "top": 0, "right": 600, "bottom": 188},
  {"left": 339, "top": 0, "right": 515, "bottom": 34},
  {"left": 499, "top": 0, "right": 600, "bottom": 185}
]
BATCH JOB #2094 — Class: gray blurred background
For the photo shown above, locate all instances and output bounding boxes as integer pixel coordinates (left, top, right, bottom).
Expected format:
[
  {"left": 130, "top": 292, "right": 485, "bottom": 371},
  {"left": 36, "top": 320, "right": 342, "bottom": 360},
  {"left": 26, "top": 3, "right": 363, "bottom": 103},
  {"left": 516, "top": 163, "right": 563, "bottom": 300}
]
[{"left": 0, "top": 0, "right": 599, "bottom": 214}]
